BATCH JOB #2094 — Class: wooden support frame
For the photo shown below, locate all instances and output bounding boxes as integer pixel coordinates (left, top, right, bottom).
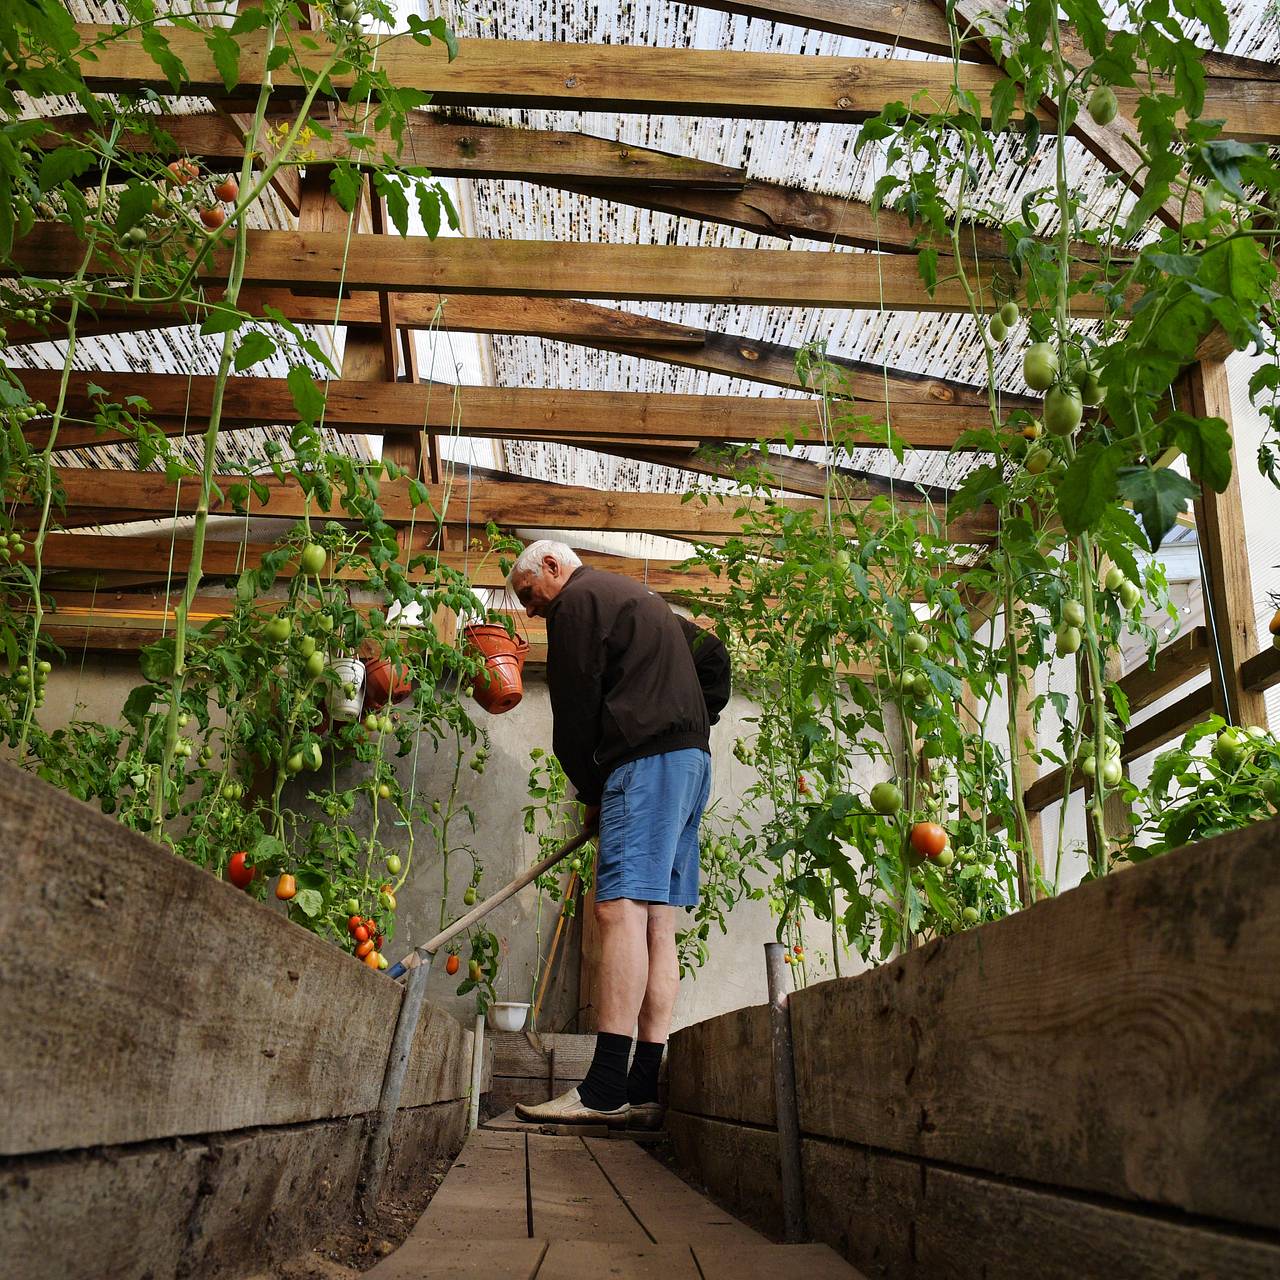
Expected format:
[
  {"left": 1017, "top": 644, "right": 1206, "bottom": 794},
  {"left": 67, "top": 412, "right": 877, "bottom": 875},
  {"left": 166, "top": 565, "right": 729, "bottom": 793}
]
[
  {"left": 15, "top": 224, "right": 1117, "bottom": 315},
  {"left": 17, "top": 469, "right": 998, "bottom": 542},
  {"left": 17, "top": 371, "right": 1000, "bottom": 452},
  {"left": 65, "top": 26, "right": 1280, "bottom": 140}
]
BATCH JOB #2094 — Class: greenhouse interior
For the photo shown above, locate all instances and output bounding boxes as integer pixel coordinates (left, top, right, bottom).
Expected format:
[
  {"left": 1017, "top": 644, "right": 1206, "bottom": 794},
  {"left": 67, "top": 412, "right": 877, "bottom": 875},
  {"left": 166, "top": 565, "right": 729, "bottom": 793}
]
[{"left": 2, "top": 0, "right": 1279, "bottom": 1276}]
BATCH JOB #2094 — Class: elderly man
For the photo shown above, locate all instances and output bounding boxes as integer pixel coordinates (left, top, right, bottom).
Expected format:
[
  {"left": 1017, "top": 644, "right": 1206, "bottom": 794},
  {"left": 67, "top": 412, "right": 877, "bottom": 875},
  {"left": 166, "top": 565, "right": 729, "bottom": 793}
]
[{"left": 508, "top": 539, "right": 729, "bottom": 1126}]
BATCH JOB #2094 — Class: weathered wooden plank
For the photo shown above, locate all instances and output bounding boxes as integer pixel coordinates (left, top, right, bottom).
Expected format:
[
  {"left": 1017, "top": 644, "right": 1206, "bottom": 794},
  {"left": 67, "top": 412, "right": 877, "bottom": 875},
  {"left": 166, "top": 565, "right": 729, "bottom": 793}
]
[
  {"left": 400, "top": 1008, "right": 473, "bottom": 1109},
  {"left": 64, "top": 27, "right": 1279, "bottom": 140},
  {"left": 413, "top": 1129, "right": 531, "bottom": 1240},
  {"left": 1118, "top": 625, "right": 1212, "bottom": 715},
  {"left": 0, "top": 760, "right": 405, "bottom": 1155},
  {"left": 385, "top": 1097, "right": 470, "bottom": 1193},
  {"left": 527, "top": 1135, "right": 650, "bottom": 1243},
  {"left": 37, "top": 110, "right": 745, "bottom": 188},
  {"left": 582, "top": 1137, "right": 764, "bottom": 1248},
  {"left": 367, "top": 1239, "right": 548, "bottom": 1280},
  {"left": 804, "top": 1138, "right": 1280, "bottom": 1280},
  {"left": 789, "top": 816, "right": 1280, "bottom": 1229},
  {"left": 695, "top": 1243, "right": 866, "bottom": 1280},
  {"left": 667, "top": 1004, "right": 775, "bottom": 1128},
  {"left": 537, "top": 1242, "right": 701, "bottom": 1279},
  {"left": 1186, "top": 362, "right": 1269, "bottom": 728},
  {"left": 27, "top": 468, "right": 997, "bottom": 542},
  {"left": 13, "top": 224, "right": 1110, "bottom": 316},
  {"left": 16, "top": 371, "right": 995, "bottom": 451},
  {"left": 491, "top": 1031, "right": 597, "bottom": 1081},
  {"left": 1243, "top": 642, "right": 1280, "bottom": 695}
]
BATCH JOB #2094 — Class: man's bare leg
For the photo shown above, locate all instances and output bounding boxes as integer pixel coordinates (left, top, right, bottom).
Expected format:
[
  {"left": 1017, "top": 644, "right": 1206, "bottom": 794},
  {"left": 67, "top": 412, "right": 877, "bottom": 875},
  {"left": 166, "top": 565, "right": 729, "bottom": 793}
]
[
  {"left": 593, "top": 897, "right": 650, "bottom": 1034},
  {"left": 637, "top": 904, "right": 679, "bottom": 1043}
]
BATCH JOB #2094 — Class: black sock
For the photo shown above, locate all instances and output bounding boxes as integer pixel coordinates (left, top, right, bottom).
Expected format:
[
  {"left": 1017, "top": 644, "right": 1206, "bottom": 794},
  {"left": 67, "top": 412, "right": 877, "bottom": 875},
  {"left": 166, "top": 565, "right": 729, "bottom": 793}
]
[
  {"left": 578, "top": 1031, "right": 632, "bottom": 1111},
  {"left": 627, "top": 1040, "right": 665, "bottom": 1105}
]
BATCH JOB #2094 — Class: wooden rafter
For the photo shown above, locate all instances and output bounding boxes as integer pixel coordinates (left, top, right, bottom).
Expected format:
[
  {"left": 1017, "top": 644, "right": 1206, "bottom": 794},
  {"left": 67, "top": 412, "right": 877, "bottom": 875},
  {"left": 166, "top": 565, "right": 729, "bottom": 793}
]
[
  {"left": 18, "top": 469, "right": 997, "bottom": 542},
  {"left": 17, "top": 371, "right": 999, "bottom": 451},
  {"left": 63, "top": 25, "right": 1280, "bottom": 140},
  {"left": 13, "top": 225, "right": 1119, "bottom": 315},
  {"left": 680, "top": 0, "right": 1280, "bottom": 84},
  {"left": 37, "top": 111, "right": 745, "bottom": 189}
]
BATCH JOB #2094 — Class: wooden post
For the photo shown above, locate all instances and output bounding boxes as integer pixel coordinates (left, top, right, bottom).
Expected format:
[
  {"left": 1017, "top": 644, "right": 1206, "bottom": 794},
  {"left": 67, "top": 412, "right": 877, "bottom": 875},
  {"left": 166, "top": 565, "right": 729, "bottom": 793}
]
[{"left": 1184, "top": 360, "right": 1269, "bottom": 729}]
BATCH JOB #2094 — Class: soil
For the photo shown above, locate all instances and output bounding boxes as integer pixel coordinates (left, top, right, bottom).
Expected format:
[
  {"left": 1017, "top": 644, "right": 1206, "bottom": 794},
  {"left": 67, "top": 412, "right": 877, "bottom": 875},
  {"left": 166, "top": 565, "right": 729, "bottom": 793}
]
[{"left": 245, "top": 1153, "right": 454, "bottom": 1280}]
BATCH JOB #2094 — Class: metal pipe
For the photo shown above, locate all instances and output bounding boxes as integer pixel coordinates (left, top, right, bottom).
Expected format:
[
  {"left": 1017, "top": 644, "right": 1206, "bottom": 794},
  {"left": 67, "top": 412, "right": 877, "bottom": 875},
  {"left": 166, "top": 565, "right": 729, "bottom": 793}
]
[
  {"left": 357, "top": 951, "right": 434, "bottom": 1218},
  {"left": 467, "top": 1012, "right": 485, "bottom": 1133},
  {"left": 765, "top": 941, "right": 806, "bottom": 1243},
  {"left": 387, "top": 827, "right": 593, "bottom": 978}
]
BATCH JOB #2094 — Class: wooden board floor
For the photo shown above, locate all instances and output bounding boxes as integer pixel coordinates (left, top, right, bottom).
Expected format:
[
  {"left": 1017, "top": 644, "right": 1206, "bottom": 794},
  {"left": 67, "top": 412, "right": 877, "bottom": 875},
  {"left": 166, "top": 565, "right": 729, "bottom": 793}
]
[{"left": 367, "top": 1127, "right": 865, "bottom": 1278}]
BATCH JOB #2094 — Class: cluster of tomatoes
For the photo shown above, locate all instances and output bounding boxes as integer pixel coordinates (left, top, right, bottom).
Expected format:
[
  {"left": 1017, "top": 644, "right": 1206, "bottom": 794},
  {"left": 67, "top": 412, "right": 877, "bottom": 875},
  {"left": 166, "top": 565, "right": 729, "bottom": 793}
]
[
  {"left": 348, "top": 913, "right": 390, "bottom": 970},
  {"left": 782, "top": 943, "right": 805, "bottom": 966},
  {"left": 164, "top": 159, "right": 239, "bottom": 233}
]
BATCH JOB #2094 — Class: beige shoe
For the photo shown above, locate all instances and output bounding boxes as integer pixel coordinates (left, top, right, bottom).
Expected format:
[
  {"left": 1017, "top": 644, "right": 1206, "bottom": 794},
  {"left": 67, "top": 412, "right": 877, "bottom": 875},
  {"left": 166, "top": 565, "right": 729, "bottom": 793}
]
[
  {"left": 627, "top": 1101, "right": 665, "bottom": 1130},
  {"left": 515, "top": 1087, "right": 630, "bottom": 1127}
]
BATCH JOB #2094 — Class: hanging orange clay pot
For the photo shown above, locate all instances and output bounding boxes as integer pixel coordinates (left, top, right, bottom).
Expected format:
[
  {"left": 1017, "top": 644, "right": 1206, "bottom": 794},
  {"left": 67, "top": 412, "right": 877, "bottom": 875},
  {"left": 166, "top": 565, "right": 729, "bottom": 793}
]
[
  {"left": 462, "top": 623, "right": 529, "bottom": 715},
  {"left": 359, "top": 640, "right": 413, "bottom": 709}
]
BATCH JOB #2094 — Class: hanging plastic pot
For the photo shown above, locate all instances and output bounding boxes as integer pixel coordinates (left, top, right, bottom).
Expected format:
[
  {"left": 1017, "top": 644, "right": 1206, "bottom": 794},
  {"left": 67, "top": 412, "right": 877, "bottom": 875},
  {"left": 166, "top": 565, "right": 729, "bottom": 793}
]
[
  {"left": 462, "top": 623, "right": 529, "bottom": 715},
  {"left": 363, "top": 655, "right": 413, "bottom": 709},
  {"left": 325, "top": 657, "right": 366, "bottom": 722}
]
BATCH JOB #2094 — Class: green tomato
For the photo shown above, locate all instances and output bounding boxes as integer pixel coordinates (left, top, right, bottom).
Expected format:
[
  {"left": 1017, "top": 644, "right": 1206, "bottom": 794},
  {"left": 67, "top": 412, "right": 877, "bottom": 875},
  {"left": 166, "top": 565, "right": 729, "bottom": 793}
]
[
  {"left": 1104, "top": 566, "right": 1126, "bottom": 593},
  {"left": 305, "top": 651, "right": 326, "bottom": 679},
  {"left": 1024, "top": 446, "right": 1052, "bottom": 475},
  {"left": 304, "top": 741, "right": 322, "bottom": 770},
  {"left": 377, "top": 782, "right": 392, "bottom": 799},
  {"left": 265, "top": 616, "right": 292, "bottom": 644},
  {"left": 569, "top": 857, "right": 582, "bottom": 872},
  {"left": 1061, "top": 599, "right": 1085, "bottom": 628},
  {"left": 286, "top": 751, "right": 304, "bottom": 774},
  {"left": 299, "top": 543, "right": 327, "bottom": 575},
  {"left": 1088, "top": 84, "right": 1119, "bottom": 126},
  {"left": 1071, "top": 362, "right": 1104, "bottom": 406},
  {"left": 344, "top": 897, "right": 360, "bottom": 915},
  {"left": 1023, "top": 342, "right": 1059, "bottom": 391},
  {"left": 316, "top": 613, "right": 335, "bottom": 634},
  {"left": 463, "top": 886, "right": 477, "bottom": 906},
  {"left": 961, "top": 906, "right": 980, "bottom": 924},
  {"left": 1055, "top": 624, "right": 1082, "bottom": 656},
  {"left": 37, "top": 659, "right": 52, "bottom": 675},
  {"left": 834, "top": 548, "right": 851, "bottom": 570},
  {"left": 904, "top": 630, "right": 928, "bottom": 655},
  {"left": 989, "top": 314, "right": 1007, "bottom": 342},
  {"left": 869, "top": 781, "right": 902, "bottom": 815},
  {"left": 299, "top": 635, "right": 317, "bottom": 659},
  {"left": 1261, "top": 775, "right": 1280, "bottom": 808},
  {"left": 934, "top": 848, "right": 955, "bottom": 868},
  {"left": 1101, "top": 758, "right": 1123, "bottom": 786},
  {"left": 385, "top": 854, "right": 402, "bottom": 875},
  {"left": 999, "top": 301, "right": 1019, "bottom": 327},
  {"left": 1213, "top": 731, "right": 1246, "bottom": 768},
  {"left": 1044, "top": 384, "right": 1083, "bottom": 436},
  {"left": 378, "top": 715, "right": 393, "bottom": 733},
  {"left": 1080, "top": 754, "right": 1098, "bottom": 779},
  {"left": 1118, "top": 579, "right": 1141, "bottom": 610},
  {"left": 364, "top": 713, "right": 380, "bottom": 732},
  {"left": 431, "top": 800, "right": 442, "bottom": 815}
]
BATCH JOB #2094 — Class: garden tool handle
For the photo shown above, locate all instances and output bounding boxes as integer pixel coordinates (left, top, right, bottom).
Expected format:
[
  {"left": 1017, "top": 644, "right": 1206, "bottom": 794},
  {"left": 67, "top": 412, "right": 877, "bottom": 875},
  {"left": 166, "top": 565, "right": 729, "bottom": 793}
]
[{"left": 386, "top": 826, "right": 594, "bottom": 979}]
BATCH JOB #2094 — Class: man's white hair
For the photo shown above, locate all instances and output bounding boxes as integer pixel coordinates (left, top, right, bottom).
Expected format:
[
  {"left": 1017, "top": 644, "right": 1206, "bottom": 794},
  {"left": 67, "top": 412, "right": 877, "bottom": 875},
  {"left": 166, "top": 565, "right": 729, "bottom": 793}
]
[{"left": 509, "top": 539, "right": 583, "bottom": 581}]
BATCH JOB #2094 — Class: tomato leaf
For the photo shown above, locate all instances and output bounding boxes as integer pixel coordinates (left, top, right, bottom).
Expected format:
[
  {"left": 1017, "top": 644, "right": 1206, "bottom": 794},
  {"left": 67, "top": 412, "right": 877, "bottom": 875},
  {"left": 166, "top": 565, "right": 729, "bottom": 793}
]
[
  {"left": 205, "top": 26, "right": 240, "bottom": 93},
  {"left": 1056, "top": 441, "right": 1123, "bottom": 536},
  {"left": 1166, "top": 411, "right": 1231, "bottom": 493},
  {"left": 287, "top": 364, "right": 326, "bottom": 427},
  {"left": 294, "top": 887, "right": 324, "bottom": 918},
  {"left": 1116, "top": 466, "right": 1199, "bottom": 551},
  {"left": 233, "top": 330, "right": 277, "bottom": 372}
]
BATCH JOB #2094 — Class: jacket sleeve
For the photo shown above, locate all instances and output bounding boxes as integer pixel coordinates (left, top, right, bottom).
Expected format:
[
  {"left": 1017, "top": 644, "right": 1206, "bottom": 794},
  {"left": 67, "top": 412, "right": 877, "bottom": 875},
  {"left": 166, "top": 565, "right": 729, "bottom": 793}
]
[
  {"left": 679, "top": 617, "right": 731, "bottom": 725},
  {"left": 547, "top": 589, "right": 608, "bottom": 805}
]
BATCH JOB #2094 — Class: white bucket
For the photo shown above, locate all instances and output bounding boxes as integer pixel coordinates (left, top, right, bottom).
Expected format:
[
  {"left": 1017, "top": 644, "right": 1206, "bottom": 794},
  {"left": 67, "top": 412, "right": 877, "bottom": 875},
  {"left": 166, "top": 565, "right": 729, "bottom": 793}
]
[
  {"left": 488, "top": 1001, "right": 530, "bottom": 1032},
  {"left": 325, "top": 657, "right": 366, "bottom": 722}
]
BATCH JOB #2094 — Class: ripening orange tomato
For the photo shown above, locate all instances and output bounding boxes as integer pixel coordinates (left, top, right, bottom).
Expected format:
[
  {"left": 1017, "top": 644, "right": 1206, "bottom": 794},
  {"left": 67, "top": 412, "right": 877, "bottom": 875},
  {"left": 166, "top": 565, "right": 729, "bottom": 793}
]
[
  {"left": 445, "top": 953, "right": 460, "bottom": 975},
  {"left": 275, "top": 874, "right": 297, "bottom": 900},
  {"left": 909, "top": 823, "right": 949, "bottom": 860}
]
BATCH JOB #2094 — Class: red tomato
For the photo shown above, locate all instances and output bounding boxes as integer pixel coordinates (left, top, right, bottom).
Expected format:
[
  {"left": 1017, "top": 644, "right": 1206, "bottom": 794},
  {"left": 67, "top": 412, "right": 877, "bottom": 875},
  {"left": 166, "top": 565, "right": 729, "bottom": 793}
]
[
  {"left": 227, "top": 851, "right": 254, "bottom": 889},
  {"left": 445, "top": 953, "right": 460, "bottom": 975},
  {"left": 275, "top": 873, "right": 297, "bottom": 900},
  {"left": 166, "top": 158, "right": 199, "bottom": 185},
  {"left": 213, "top": 177, "right": 239, "bottom": 202},
  {"left": 797, "top": 774, "right": 809, "bottom": 795},
  {"left": 199, "top": 206, "right": 226, "bottom": 230},
  {"left": 353, "top": 925, "right": 369, "bottom": 943},
  {"left": 347, "top": 916, "right": 363, "bottom": 935},
  {"left": 355, "top": 939, "right": 375, "bottom": 959},
  {"left": 909, "top": 823, "right": 949, "bottom": 859}
]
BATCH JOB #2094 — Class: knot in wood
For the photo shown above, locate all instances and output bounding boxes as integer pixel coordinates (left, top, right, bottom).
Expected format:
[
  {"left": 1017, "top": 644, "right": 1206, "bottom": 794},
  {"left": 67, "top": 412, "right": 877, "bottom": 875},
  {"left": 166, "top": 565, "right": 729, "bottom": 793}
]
[
  {"left": 836, "top": 96, "right": 853, "bottom": 111},
  {"left": 565, "top": 75, "right": 578, "bottom": 88},
  {"left": 738, "top": 345, "right": 760, "bottom": 361}
]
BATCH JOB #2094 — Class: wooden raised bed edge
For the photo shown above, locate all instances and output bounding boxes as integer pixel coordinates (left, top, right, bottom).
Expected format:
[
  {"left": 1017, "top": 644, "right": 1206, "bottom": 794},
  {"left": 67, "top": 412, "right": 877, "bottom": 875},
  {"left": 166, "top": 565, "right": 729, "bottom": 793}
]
[{"left": 667, "top": 816, "right": 1280, "bottom": 1277}]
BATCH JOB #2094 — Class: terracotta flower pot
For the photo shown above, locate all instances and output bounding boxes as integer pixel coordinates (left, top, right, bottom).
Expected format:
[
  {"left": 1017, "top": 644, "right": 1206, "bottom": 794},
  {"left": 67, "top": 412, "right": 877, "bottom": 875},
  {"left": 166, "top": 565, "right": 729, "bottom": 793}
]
[
  {"left": 462, "top": 623, "right": 529, "bottom": 715},
  {"left": 363, "top": 655, "right": 414, "bottom": 709}
]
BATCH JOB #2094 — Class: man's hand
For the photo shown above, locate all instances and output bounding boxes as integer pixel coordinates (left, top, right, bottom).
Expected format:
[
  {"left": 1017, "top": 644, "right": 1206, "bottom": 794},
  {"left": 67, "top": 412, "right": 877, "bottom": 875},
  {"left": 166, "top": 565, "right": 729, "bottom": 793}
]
[{"left": 583, "top": 804, "right": 600, "bottom": 834}]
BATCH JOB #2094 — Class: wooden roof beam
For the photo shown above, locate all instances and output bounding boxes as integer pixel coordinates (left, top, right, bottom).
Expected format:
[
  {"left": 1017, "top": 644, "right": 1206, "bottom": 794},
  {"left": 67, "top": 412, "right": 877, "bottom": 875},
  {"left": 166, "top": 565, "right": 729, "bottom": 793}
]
[
  {"left": 12, "top": 225, "right": 1116, "bottom": 315},
  {"left": 16, "top": 371, "right": 1000, "bottom": 452},
  {"left": 20, "top": 468, "right": 995, "bottom": 543},
  {"left": 61, "top": 26, "right": 1279, "bottom": 141}
]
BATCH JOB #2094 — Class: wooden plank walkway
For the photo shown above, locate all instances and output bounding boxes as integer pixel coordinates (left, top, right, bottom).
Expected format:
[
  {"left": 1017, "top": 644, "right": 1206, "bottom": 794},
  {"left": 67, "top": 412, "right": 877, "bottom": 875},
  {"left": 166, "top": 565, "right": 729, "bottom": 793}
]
[{"left": 368, "top": 1126, "right": 865, "bottom": 1279}]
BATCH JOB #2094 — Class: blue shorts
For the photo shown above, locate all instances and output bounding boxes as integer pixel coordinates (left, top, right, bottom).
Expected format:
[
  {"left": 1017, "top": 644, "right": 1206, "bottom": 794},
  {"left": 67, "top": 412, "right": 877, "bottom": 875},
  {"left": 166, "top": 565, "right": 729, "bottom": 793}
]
[{"left": 595, "top": 748, "right": 711, "bottom": 907}]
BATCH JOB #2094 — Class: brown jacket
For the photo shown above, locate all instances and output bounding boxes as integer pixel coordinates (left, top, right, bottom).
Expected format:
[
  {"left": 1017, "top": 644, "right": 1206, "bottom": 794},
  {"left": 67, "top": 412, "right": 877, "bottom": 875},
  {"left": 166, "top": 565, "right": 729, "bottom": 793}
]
[{"left": 544, "top": 567, "right": 726, "bottom": 804}]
